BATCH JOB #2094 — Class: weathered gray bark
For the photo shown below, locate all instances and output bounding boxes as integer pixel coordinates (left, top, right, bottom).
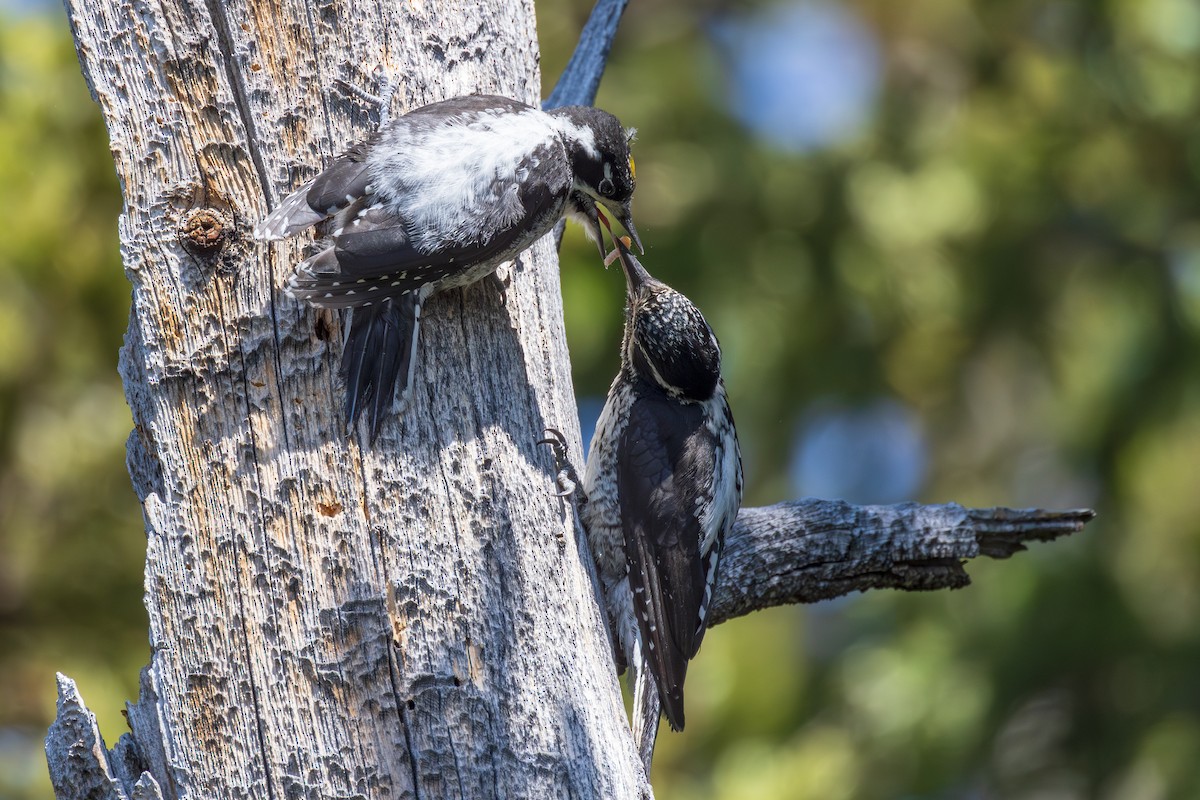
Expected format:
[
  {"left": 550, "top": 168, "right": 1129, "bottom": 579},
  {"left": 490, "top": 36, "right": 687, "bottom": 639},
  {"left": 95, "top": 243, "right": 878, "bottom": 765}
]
[
  {"left": 52, "top": 0, "right": 647, "bottom": 797},
  {"left": 47, "top": 0, "right": 1094, "bottom": 798},
  {"left": 711, "top": 501, "right": 1093, "bottom": 627}
]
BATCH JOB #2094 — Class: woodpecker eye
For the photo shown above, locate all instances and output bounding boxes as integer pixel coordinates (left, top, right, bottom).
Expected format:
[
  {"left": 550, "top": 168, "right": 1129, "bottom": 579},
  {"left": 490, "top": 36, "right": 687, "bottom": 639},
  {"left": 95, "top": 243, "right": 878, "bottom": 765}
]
[{"left": 598, "top": 178, "right": 615, "bottom": 197}]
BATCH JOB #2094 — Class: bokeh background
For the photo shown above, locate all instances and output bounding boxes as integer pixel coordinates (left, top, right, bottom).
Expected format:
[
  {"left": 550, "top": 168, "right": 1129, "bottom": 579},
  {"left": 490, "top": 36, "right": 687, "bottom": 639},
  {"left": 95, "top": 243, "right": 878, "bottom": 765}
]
[{"left": 3, "top": 0, "right": 1200, "bottom": 796}]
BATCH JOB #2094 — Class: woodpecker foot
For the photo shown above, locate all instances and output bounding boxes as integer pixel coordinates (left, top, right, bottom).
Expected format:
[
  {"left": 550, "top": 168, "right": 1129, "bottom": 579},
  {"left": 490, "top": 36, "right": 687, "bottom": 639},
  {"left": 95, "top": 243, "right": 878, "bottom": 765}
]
[
  {"left": 483, "top": 269, "right": 510, "bottom": 308},
  {"left": 333, "top": 65, "right": 401, "bottom": 127},
  {"left": 538, "top": 428, "right": 584, "bottom": 501},
  {"left": 538, "top": 428, "right": 577, "bottom": 497}
]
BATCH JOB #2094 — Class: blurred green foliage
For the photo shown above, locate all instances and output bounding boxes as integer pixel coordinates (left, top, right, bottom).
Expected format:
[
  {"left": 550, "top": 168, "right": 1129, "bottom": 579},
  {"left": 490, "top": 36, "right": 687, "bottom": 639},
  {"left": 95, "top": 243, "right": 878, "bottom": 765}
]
[
  {"left": 4, "top": 0, "right": 1200, "bottom": 797},
  {"left": 0, "top": 7, "right": 147, "bottom": 799}
]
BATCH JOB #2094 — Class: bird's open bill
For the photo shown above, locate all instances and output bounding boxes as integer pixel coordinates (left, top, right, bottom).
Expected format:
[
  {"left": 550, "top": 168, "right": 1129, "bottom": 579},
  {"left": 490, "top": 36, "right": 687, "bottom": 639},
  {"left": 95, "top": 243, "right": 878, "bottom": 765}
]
[{"left": 596, "top": 204, "right": 644, "bottom": 257}]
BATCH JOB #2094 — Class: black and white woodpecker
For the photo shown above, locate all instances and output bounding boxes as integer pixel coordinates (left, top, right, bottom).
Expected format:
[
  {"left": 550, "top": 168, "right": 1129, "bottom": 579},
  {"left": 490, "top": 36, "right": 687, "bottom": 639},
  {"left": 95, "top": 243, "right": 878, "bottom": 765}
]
[
  {"left": 581, "top": 238, "right": 743, "bottom": 763},
  {"left": 255, "top": 94, "right": 641, "bottom": 441}
]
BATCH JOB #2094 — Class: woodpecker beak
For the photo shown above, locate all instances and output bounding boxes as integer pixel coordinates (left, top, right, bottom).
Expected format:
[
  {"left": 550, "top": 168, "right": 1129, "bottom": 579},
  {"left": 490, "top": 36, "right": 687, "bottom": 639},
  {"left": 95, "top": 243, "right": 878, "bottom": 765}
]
[
  {"left": 614, "top": 235, "right": 652, "bottom": 291},
  {"left": 620, "top": 215, "right": 643, "bottom": 255},
  {"left": 594, "top": 206, "right": 615, "bottom": 257},
  {"left": 606, "top": 200, "right": 643, "bottom": 255}
]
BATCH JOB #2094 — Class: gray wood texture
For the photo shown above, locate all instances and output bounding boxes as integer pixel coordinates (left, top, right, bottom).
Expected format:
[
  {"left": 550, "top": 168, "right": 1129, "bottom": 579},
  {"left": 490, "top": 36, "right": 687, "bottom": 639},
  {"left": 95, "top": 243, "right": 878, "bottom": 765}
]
[
  {"left": 48, "top": 0, "right": 1094, "bottom": 797},
  {"left": 712, "top": 501, "right": 1093, "bottom": 627},
  {"left": 53, "top": 0, "right": 648, "bottom": 797}
]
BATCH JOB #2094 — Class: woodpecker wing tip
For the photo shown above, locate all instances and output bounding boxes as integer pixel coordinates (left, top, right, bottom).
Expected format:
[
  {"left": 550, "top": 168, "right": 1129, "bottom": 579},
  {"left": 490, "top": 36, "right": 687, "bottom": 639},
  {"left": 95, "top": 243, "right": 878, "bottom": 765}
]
[
  {"left": 254, "top": 214, "right": 296, "bottom": 241},
  {"left": 255, "top": 182, "right": 329, "bottom": 241}
]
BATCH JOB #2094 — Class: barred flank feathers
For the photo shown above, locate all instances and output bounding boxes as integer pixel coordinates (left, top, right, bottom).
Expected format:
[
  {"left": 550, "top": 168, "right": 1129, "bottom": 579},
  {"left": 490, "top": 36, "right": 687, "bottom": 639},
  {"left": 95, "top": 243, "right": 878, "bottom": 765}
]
[
  {"left": 285, "top": 249, "right": 370, "bottom": 308},
  {"left": 284, "top": 248, "right": 436, "bottom": 310}
]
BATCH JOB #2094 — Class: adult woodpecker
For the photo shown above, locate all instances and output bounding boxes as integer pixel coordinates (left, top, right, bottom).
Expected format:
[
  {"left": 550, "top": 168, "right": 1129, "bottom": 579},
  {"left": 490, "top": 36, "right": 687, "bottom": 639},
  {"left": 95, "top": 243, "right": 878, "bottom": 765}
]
[
  {"left": 255, "top": 94, "right": 640, "bottom": 441},
  {"left": 581, "top": 238, "right": 742, "bottom": 766}
]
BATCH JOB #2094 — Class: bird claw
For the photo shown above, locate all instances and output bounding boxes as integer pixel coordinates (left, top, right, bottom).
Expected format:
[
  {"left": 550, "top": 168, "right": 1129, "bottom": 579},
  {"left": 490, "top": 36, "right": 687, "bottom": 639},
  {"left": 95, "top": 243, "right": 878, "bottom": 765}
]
[
  {"left": 538, "top": 428, "right": 582, "bottom": 501},
  {"left": 537, "top": 427, "right": 568, "bottom": 449},
  {"left": 484, "top": 269, "right": 510, "bottom": 307},
  {"left": 333, "top": 65, "right": 400, "bottom": 127}
]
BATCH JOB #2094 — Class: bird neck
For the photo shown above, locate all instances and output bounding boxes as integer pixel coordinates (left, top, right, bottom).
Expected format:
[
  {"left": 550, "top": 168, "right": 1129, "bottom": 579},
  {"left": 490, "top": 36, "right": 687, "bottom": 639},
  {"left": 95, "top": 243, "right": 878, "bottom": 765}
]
[
  {"left": 548, "top": 107, "right": 601, "bottom": 165},
  {"left": 626, "top": 337, "right": 720, "bottom": 403}
]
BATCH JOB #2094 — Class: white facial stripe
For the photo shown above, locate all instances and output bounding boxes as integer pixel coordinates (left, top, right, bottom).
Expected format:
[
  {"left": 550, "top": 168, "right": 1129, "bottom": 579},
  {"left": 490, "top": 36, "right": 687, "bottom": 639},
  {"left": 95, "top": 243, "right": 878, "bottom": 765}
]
[
  {"left": 553, "top": 116, "right": 599, "bottom": 159},
  {"left": 636, "top": 338, "right": 683, "bottom": 397}
]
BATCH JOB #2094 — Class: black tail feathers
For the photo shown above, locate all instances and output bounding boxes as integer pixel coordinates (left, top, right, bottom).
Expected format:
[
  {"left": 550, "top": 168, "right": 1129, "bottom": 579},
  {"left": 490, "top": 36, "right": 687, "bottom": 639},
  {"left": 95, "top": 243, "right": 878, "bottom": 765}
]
[{"left": 341, "top": 294, "right": 422, "bottom": 443}]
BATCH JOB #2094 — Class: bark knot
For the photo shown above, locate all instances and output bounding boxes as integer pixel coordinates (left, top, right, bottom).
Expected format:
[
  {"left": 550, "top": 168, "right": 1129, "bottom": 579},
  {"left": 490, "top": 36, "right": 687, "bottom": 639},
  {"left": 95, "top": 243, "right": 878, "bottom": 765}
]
[{"left": 179, "top": 207, "right": 229, "bottom": 253}]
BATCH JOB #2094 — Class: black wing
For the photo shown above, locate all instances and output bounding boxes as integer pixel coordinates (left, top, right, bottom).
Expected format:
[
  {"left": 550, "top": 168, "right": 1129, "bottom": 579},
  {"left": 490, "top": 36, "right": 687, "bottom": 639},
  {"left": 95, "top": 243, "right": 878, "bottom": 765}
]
[
  {"left": 255, "top": 138, "right": 376, "bottom": 241},
  {"left": 618, "top": 391, "right": 717, "bottom": 732},
  {"left": 285, "top": 140, "right": 570, "bottom": 307},
  {"left": 255, "top": 95, "right": 534, "bottom": 241}
]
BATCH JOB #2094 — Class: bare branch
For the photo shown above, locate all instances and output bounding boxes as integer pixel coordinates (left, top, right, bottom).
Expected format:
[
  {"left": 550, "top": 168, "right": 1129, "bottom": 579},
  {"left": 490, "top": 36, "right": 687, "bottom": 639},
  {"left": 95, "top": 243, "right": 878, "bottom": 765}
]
[
  {"left": 710, "top": 500, "right": 1095, "bottom": 627},
  {"left": 544, "top": 0, "right": 631, "bottom": 109}
]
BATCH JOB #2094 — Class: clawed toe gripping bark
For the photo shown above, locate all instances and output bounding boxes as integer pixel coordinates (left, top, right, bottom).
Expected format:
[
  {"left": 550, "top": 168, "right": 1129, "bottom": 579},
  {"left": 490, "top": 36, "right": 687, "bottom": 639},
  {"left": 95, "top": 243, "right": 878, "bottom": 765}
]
[
  {"left": 539, "top": 427, "right": 586, "bottom": 502},
  {"left": 332, "top": 66, "right": 401, "bottom": 127}
]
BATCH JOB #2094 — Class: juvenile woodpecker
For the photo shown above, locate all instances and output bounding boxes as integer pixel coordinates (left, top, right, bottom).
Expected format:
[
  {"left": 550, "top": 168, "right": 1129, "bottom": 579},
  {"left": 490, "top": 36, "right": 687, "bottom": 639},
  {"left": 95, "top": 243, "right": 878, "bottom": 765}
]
[
  {"left": 255, "top": 94, "right": 640, "bottom": 441},
  {"left": 581, "top": 239, "right": 743, "bottom": 764}
]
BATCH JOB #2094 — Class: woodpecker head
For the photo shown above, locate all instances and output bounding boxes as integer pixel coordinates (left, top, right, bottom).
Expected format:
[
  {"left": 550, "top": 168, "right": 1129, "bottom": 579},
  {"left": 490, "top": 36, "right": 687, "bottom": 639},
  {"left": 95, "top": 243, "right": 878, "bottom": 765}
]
[
  {"left": 550, "top": 105, "right": 642, "bottom": 256},
  {"left": 614, "top": 239, "right": 721, "bottom": 402}
]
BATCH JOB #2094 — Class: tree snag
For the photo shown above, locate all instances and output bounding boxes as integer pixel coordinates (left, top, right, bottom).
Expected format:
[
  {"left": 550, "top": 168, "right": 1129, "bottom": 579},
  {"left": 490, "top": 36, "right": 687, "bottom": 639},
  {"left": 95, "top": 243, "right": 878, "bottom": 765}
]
[{"left": 47, "top": 0, "right": 1093, "bottom": 797}]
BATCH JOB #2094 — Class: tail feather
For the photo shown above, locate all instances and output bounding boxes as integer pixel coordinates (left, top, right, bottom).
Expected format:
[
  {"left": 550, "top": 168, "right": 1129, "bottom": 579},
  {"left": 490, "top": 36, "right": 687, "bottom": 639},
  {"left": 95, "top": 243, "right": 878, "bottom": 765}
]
[
  {"left": 632, "top": 648, "right": 662, "bottom": 777},
  {"left": 341, "top": 295, "right": 422, "bottom": 443}
]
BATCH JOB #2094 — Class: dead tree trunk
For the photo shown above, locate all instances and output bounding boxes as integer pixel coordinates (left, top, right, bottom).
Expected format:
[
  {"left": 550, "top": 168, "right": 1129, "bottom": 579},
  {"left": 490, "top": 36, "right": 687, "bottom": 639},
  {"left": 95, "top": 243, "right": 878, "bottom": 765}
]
[
  {"left": 47, "top": 1, "right": 1093, "bottom": 798},
  {"left": 50, "top": 0, "right": 647, "bottom": 796}
]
